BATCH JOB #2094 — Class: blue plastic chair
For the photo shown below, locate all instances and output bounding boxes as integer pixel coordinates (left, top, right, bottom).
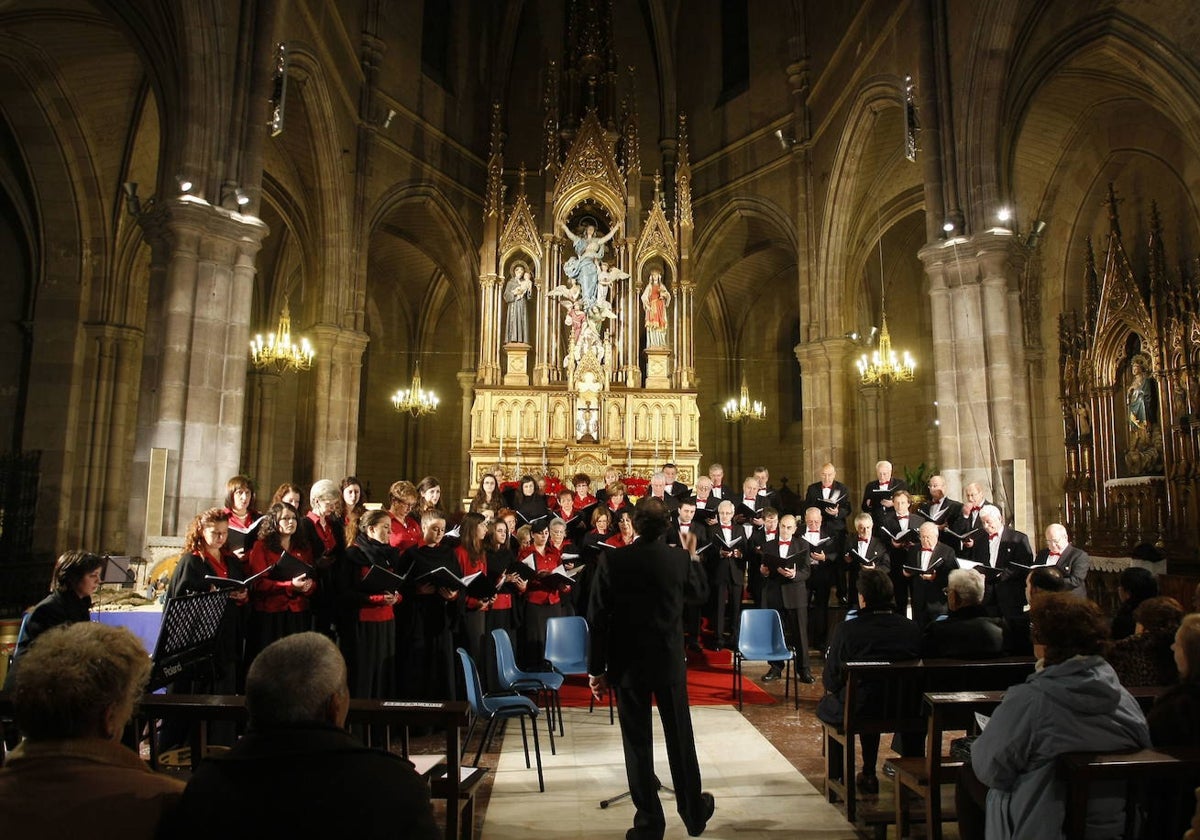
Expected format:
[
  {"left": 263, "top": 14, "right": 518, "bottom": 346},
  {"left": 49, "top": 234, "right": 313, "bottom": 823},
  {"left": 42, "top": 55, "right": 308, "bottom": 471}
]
[
  {"left": 491, "top": 628, "right": 563, "bottom": 746},
  {"left": 543, "top": 615, "right": 613, "bottom": 724},
  {"left": 734, "top": 608, "right": 796, "bottom": 710},
  {"left": 457, "top": 647, "right": 544, "bottom": 792}
]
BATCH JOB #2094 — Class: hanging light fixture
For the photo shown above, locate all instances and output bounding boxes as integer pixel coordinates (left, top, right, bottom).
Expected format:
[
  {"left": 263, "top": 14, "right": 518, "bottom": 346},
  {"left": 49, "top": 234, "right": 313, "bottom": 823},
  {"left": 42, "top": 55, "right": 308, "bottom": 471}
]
[
  {"left": 392, "top": 363, "right": 439, "bottom": 417},
  {"left": 857, "top": 198, "right": 916, "bottom": 386},
  {"left": 722, "top": 374, "right": 766, "bottom": 423},
  {"left": 249, "top": 301, "right": 315, "bottom": 372}
]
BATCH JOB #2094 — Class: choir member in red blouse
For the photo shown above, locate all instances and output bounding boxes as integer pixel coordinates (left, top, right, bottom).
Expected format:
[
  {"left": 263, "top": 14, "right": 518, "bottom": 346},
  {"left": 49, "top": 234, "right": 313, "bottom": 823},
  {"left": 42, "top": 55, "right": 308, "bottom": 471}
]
[
  {"left": 572, "top": 472, "right": 597, "bottom": 509},
  {"left": 605, "top": 509, "right": 637, "bottom": 548},
  {"left": 224, "top": 474, "right": 261, "bottom": 558},
  {"left": 244, "top": 502, "right": 315, "bottom": 669},
  {"left": 387, "top": 480, "right": 423, "bottom": 551},
  {"left": 343, "top": 509, "right": 402, "bottom": 701},
  {"left": 603, "top": 482, "right": 634, "bottom": 532},
  {"left": 165, "top": 507, "right": 248, "bottom": 746},
  {"left": 518, "top": 519, "right": 565, "bottom": 666},
  {"left": 301, "top": 479, "right": 346, "bottom": 640},
  {"left": 454, "top": 513, "right": 493, "bottom": 674}
]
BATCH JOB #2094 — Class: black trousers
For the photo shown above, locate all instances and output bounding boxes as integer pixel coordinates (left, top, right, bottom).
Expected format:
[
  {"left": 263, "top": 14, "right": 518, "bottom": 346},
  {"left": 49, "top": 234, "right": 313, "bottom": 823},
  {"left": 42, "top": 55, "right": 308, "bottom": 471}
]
[{"left": 615, "top": 681, "right": 708, "bottom": 837}]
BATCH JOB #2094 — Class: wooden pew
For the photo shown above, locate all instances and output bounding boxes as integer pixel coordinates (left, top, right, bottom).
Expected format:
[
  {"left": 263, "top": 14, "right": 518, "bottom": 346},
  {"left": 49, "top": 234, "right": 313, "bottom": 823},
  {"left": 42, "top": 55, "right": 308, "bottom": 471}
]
[
  {"left": 894, "top": 685, "right": 1168, "bottom": 840},
  {"left": 132, "top": 694, "right": 479, "bottom": 840},
  {"left": 1059, "top": 746, "right": 1200, "bottom": 840},
  {"left": 820, "top": 657, "right": 1035, "bottom": 827}
]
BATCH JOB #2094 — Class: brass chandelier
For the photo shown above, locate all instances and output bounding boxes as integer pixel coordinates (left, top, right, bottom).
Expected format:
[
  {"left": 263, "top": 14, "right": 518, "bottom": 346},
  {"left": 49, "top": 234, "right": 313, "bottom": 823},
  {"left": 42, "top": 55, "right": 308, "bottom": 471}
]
[
  {"left": 722, "top": 374, "right": 766, "bottom": 423},
  {"left": 392, "top": 364, "right": 439, "bottom": 417},
  {"left": 858, "top": 194, "right": 916, "bottom": 386},
  {"left": 249, "top": 302, "right": 315, "bottom": 372}
]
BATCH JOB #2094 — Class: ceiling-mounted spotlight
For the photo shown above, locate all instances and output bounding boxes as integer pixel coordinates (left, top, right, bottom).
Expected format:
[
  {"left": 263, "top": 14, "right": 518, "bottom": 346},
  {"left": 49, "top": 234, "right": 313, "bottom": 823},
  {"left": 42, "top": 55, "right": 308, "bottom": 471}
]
[
  {"left": 236, "top": 189, "right": 250, "bottom": 207},
  {"left": 997, "top": 207, "right": 1011, "bottom": 223},
  {"left": 122, "top": 182, "right": 141, "bottom": 216},
  {"left": 1026, "top": 219, "right": 1047, "bottom": 248},
  {"left": 844, "top": 330, "right": 860, "bottom": 342},
  {"left": 774, "top": 128, "right": 796, "bottom": 150},
  {"left": 382, "top": 108, "right": 397, "bottom": 129}
]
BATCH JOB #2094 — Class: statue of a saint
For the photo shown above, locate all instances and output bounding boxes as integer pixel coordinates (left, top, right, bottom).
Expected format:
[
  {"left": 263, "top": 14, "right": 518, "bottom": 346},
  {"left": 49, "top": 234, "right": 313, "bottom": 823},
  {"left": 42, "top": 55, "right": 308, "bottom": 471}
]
[
  {"left": 1124, "top": 352, "right": 1163, "bottom": 474},
  {"left": 502, "top": 264, "right": 533, "bottom": 344},
  {"left": 560, "top": 219, "right": 618, "bottom": 309},
  {"left": 640, "top": 269, "right": 672, "bottom": 347}
]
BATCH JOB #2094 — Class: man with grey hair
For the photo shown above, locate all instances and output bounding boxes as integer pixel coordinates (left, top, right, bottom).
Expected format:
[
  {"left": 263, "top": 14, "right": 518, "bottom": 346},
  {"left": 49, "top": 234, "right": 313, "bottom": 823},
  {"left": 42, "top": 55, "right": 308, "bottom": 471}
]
[
  {"left": 922, "top": 569, "right": 1004, "bottom": 658},
  {"left": 904, "top": 521, "right": 957, "bottom": 628},
  {"left": 170, "top": 633, "right": 438, "bottom": 839},
  {"left": 861, "top": 459, "right": 908, "bottom": 528},
  {"left": 1033, "top": 523, "right": 1090, "bottom": 599},
  {"left": 648, "top": 471, "right": 680, "bottom": 512},
  {"left": 970, "top": 504, "right": 1033, "bottom": 619}
]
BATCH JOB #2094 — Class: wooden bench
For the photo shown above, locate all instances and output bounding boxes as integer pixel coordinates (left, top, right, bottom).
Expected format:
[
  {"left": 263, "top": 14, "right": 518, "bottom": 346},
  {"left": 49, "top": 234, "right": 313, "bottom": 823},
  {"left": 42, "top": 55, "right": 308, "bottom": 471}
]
[
  {"left": 893, "top": 685, "right": 1168, "bottom": 840},
  {"left": 132, "top": 694, "right": 479, "bottom": 840},
  {"left": 820, "top": 657, "right": 1035, "bottom": 826},
  {"left": 1059, "top": 745, "right": 1200, "bottom": 840}
]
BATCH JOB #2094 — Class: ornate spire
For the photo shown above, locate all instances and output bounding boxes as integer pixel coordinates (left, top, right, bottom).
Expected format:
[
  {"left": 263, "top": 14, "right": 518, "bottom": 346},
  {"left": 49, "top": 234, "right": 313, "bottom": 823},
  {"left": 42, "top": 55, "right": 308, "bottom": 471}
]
[
  {"left": 1084, "top": 234, "right": 1100, "bottom": 330},
  {"left": 485, "top": 102, "right": 505, "bottom": 216},
  {"left": 543, "top": 60, "right": 561, "bottom": 173},
  {"left": 675, "top": 112, "right": 693, "bottom": 228},
  {"left": 1104, "top": 181, "right": 1122, "bottom": 238},
  {"left": 1148, "top": 200, "right": 1167, "bottom": 300}
]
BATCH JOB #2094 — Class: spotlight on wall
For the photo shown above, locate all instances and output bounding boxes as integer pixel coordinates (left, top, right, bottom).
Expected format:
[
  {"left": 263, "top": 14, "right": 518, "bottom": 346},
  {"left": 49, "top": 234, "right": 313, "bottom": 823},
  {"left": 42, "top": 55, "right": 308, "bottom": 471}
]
[
  {"left": 942, "top": 220, "right": 955, "bottom": 233},
  {"left": 382, "top": 108, "right": 397, "bottom": 129},
  {"left": 997, "top": 207, "right": 1011, "bottom": 223},
  {"left": 1025, "top": 219, "right": 1047, "bottom": 249},
  {"left": 235, "top": 188, "right": 251, "bottom": 207},
  {"left": 844, "top": 330, "right": 860, "bottom": 342},
  {"left": 774, "top": 128, "right": 796, "bottom": 150},
  {"left": 178, "top": 176, "right": 193, "bottom": 193},
  {"left": 122, "top": 182, "right": 141, "bottom": 216}
]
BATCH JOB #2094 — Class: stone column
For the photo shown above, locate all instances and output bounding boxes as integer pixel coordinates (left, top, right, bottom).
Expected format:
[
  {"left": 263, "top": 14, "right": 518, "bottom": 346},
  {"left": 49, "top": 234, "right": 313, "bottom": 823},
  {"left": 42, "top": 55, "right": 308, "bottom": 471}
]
[
  {"left": 457, "top": 370, "right": 477, "bottom": 490},
  {"left": 244, "top": 369, "right": 281, "bottom": 490},
  {"left": 794, "top": 337, "right": 856, "bottom": 479},
  {"left": 477, "top": 274, "right": 502, "bottom": 385},
  {"left": 310, "top": 325, "right": 370, "bottom": 482},
  {"left": 858, "top": 385, "right": 884, "bottom": 471}
]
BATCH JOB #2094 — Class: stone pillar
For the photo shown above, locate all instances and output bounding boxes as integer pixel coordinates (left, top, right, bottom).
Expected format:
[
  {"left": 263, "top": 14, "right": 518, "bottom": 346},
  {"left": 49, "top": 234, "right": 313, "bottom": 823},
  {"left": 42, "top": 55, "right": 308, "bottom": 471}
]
[
  {"left": 794, "top": 337, "right": 856, "bottom": 479},
  {"left": 477, "top": 274, "right": 502, "bottom": 385},
  {"left": 310, "top": 325, "right": 370, "bottom": 482},
  {"left": 457, "top": 370, "right": 477, "bottom": 490},
  {"left": 244, "top": 369, "right": 281, "bottom": 490},
  {"left": 858, "top": 385, "right": 884, "bottom": 471},
  {"left": 139, "top": 200, "right": 266, "bottom": 538}
]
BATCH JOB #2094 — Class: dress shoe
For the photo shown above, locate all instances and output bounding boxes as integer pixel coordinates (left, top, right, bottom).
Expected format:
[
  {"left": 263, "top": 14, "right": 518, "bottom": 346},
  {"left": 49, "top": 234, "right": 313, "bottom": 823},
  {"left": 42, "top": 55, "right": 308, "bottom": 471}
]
[
  {"left": 855, "top": 771, "right": 879, "bottom": 795},
  {"left": 686, "top": 791, "right": 716, "bottom": 837},
  {"left": 626, "top": 828, "right": 664, "bottom": 840},
  {"left": 761, "top": 668, "right": 782, "bottom": 682},
  {"left": 799, "top": 668, "right": 815, "bottom": 684}
]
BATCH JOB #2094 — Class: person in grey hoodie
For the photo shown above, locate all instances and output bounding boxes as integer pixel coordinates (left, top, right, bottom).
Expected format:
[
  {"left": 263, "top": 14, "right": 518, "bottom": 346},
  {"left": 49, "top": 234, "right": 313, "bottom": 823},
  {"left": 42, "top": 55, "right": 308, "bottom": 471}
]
[{"left": 955, "top": 593, "right": 1150, "bottom": 840}]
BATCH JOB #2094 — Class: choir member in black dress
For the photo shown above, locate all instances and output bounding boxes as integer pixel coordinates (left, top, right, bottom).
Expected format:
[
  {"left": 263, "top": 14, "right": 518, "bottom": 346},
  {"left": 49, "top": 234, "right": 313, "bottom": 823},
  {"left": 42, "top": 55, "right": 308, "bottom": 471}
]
[
  {"left": 397, "top": 512, "right": 460, "bottom": 700},
  {"left": 301, "top": 479, "right": 347, "bottom": 641},
  {"left": 244, "top": 502, "right": 315, "bottom": 669},
  {"left": 166, "top": 507, "right": 248, "bottom": 745},
  {"left": 518, "top": 518, "right": 566, "bottom": 666},
  {"left": 513, "top": 474, "right": 551, "bottom": 527},
  {"left": 340, "top": 475, "right": 367, "bottom": 534},
  {"left": 4, "top": 551, "right": 105, "bottom": 690},
  {"left": 469, "top": 473, "right": 504, "bottom": 517},
  {"left": 482, "top": 517, "right": 526, "bottom": 688},
  {"left": 454, "top": 513, "right": 493, "bottom": 675},
  {"left": 342, "top": 509, "right": 401, "bottom": 701}
]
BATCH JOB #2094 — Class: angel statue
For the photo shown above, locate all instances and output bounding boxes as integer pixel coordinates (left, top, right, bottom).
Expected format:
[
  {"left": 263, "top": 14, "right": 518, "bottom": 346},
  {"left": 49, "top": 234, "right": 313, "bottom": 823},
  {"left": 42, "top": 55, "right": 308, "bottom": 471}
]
[
  {"left": 597, "top": 261, "right": 630, "bottom": 307},
  {"left": 560, "top": 218, "right": 618, "bottom": 309}
]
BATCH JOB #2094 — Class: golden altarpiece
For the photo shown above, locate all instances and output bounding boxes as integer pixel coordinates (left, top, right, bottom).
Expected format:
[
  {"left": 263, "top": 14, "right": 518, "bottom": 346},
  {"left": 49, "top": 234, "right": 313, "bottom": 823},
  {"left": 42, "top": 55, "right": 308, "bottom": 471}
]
[
  {"left": 1059, "top": 186, "right": 1200, "bottom": 565},
  {"left": 467, "top": 72, "right": 700, "bottom": 489}
]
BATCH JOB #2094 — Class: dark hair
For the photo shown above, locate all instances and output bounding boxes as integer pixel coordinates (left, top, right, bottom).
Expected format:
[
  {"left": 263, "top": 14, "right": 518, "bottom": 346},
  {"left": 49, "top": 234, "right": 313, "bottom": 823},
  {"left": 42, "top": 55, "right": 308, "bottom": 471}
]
[
  {"left": 460, "top": 512, "right": 487, "bottom": 561},
  {"left": 1031, "top": 593, "right": 1109, "bottom": 664},
  {"left": 1132, "top": 596, "right": 1184, "bottom": 635},
  {"left": 1028, "top": 565, "right": 1068, "bottom": 594},
  {"left": 470, "top": 474, "right": 500, "bottom": 513},
  {"left": 1118, "top": 566, "right": 1158, "bottom": 603},
  {"left": 415, "top": 476, "right": 442, "bottom": 514},
  {"left": 572, "top": 473, "right": 592, "bottom": 487},
  {"left": 632, "top": 497, "right": 670, "bottom": 541},
  {"left": 557, "top": 488, "right": 574, "bottom": 501},
  {"left": 359, "top": 509, "right": 391, "bottom": 536},
  {"left": 519, "top": 474, "right": 537, "bottom": 495},
  {"left": 257, "top": 502, "right": 310, "bottom": 555},
  {"left": 50, "top": 551, "right": 106, "bottom": 594},
  {"left": 858, "top": 568, "right": 895, "bottom": 611},
  {"left": 224, "top": 474, "right": 256, "bottom": 511}
]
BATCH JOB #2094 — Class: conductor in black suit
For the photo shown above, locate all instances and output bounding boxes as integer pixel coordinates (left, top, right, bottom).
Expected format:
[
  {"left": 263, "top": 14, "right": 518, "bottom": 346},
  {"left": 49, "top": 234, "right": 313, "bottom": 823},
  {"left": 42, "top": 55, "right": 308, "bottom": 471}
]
[{"left": 588, "top": 498, "right": 716, "bottom": 840}]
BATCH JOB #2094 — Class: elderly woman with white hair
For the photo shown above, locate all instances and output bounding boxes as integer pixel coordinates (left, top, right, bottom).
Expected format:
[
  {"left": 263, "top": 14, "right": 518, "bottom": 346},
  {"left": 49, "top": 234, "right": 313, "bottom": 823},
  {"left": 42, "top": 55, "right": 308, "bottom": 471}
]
[{"left": 301, "top": 479, "right": 347, "bottom": 640}]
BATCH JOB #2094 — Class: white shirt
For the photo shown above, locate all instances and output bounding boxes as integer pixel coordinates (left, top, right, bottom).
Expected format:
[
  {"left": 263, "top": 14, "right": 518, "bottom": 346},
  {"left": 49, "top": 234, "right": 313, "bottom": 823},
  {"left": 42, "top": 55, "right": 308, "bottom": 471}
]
[{"left": 920, "top": 549, "right": 932, "bottom": 570}]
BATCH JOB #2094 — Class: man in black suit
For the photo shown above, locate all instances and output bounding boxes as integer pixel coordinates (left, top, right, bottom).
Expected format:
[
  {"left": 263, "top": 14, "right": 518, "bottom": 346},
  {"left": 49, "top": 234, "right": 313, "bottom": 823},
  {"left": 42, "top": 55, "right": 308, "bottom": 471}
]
[
  {"left": 706, "top": 463, "right": 727, "bottom": 501},
  {"left": 661, "top": 463, "right": 691, "bottom": 501},
  {"left": 753, "top": 466, "right": 780, "bottom": 512},
  {"left": 844, "top": 512, "right": 889, "bottom": 606},
  {"left": 647, "top": 472, "right": 681, "bottom": 512},
  {"left": 972, "top": 504, "right": 1033, "bottom": 619},
  {"left": 668, "top": 499, "right": 709, "bottom": 653},
  {"left": 1034, "top": 523, "right": 1090, "bottom": 599},
  {"left": 798, "top": 506, "right": 837, "bottom": 651},
  {"left": 709, "top": 500, "right": 747, "bottom": 650},
  {"left": 904, "top": 521, "right": 958, "bottom": 629},
  {"left": 917, "top": 474, "right": 962, "bottom": 550},
  {"left": 758, "top": 514, "right": 815, "bottom": 683},
  {"left": 804, "top": 462, "right": 852, "bottom": 604},
  {"left": 861, "top": 459, "right": 908, "bottom": 529},
  {"left": 921, "top": 569, "right": 1004, "bottom": 658},
  {"left": 588, "top": 498, "right": 715, "bottom": 840},
  {"left": 945, "top": 481, "right": 989, "bottom": 559}
]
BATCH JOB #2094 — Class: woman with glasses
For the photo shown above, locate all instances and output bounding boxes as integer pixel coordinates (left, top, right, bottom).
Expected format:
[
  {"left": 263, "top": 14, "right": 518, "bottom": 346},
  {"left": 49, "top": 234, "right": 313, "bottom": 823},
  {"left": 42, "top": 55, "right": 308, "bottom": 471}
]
[{"left": 244, "top": 502, "right": 315, "bottom": 668}]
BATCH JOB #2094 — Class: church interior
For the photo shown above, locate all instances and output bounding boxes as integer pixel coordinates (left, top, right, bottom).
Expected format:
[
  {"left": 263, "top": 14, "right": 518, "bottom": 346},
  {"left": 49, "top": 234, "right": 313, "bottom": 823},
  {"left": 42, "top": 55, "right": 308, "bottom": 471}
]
[{"left": 4, "top": 1, "right": 1200, "bottom": 837}]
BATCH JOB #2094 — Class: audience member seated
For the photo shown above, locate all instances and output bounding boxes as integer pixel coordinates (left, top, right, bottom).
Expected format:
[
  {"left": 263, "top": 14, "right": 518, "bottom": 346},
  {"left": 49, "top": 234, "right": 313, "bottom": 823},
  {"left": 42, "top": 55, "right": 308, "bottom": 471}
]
[
  {"left": 1111, "top": 566, "right": 1158, "bottom": 641},
  {"left": 168, "top": 632, "right": 439, "bottom": 840},
  {"left": 1141, "top": 612, "right": 1200, "bottom": 839},
  {"left": 1107, "top": 596, "right": 1184, "bottom": 687},
  {"left": 0, "top": 623, "right": 184, "bottom": 838},
  {"left": 955, "top": 594, "right": 1150, "bottom": 840},
  {"left": 3, "top": 550, "right": 105, "bottom": 690},
  {"left": 1001, "top": 565, "right": 1067, "bottom": 656},
  {"left": 921, "top": 569, "right": 1004, "bottom": 659},
  {"left": 817, "top": 568, "right": 922, "bottom": 796}
]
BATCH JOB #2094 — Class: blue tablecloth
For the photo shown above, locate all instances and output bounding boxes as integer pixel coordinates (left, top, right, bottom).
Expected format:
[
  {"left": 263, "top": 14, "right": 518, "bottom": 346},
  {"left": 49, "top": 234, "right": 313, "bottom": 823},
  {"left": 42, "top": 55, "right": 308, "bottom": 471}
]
[{"left": 92, "top": 606, "right": 164, "bottom": 655}]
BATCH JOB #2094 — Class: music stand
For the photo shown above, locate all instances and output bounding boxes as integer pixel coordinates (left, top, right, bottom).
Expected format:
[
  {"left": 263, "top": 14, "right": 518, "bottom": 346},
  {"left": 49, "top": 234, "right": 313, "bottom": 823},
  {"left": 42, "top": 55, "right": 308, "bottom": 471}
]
[
  {"left": 148, "top": 591, "right": 229, "bottom": 691},
  {"left": 101, "top": 555, "right": 135, "bottom": 588},
  {"left": 599, "top": 776, "right": 673, "bottom": 809}
]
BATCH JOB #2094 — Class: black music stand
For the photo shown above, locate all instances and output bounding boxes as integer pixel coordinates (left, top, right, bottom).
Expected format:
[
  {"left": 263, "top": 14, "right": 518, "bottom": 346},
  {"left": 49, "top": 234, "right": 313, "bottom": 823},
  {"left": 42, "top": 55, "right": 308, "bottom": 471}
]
[
  {"left": 101, "top": 555, "right": 135, "bottom": 588},
  {"left": 148, "top": 591, "right": 228, "bottom": 691},
  {"left": 599, "top": 776, "right": 674, "bottom": 809}
]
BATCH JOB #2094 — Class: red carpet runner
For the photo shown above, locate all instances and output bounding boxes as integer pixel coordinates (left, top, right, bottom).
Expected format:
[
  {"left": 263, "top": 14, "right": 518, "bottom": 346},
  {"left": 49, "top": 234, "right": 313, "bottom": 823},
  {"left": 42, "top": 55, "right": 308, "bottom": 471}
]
[{"left": 556, "top": 648, "right": 776, "bottom": 707}]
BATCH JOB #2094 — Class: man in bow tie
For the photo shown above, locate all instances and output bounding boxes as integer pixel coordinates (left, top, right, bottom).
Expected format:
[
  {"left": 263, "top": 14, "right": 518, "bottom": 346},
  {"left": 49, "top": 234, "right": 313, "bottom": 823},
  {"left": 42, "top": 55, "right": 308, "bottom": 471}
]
[
  {"left": 757, "top": 514, "right": 815, "bottom": 683},
  {"left": 707, "top": 463, "right": 726, "bottom": 500},
  {"left": 1033, "top": 523, "right": 1089, "bottom": 599},
  {"left": 804, "top": 463, "right": 851, "bottom": 608},
  {"left": 972, "top": 505, "right": 1033, "bottom": 619}
]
